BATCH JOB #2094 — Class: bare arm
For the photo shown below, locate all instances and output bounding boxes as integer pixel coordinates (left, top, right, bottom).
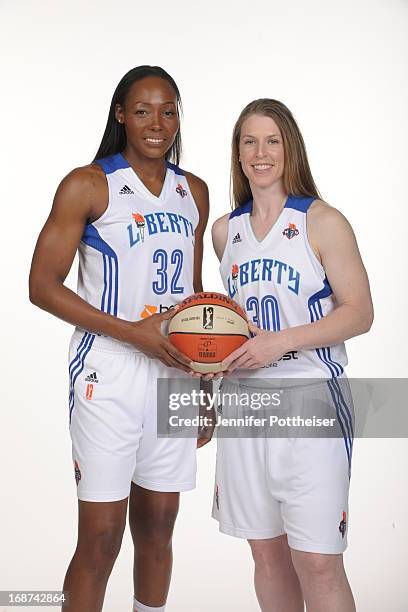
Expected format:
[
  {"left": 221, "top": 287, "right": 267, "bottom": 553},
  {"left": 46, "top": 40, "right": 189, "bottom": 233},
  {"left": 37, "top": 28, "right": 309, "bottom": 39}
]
[
  {"left": 222, "top": 202, "right": 374, "bottom": 370},
  {"left": 286, "top": 202, "right": 374, "bottom": 350},
  {"left": 29, "top": 165, "right": 131, "bottom": 339},
  {"left": 185, "top": 171, "right": 210, "bottom": 293},
  {"left": 211, "top": 213, "right": 229, "bottom": 262},
  {"left": 29, "top": 166, "right": 192, "bottom": 371}
]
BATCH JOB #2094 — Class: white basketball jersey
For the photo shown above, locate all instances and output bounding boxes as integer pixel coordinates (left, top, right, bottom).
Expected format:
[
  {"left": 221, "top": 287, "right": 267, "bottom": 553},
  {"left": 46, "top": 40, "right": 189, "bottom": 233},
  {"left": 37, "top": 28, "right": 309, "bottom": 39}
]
[
  {"left": 77, "top": 152, "right": 199, "bottom": 323},
  {"left": 220, "top": 195, "right": 347, "bottom": 378}
]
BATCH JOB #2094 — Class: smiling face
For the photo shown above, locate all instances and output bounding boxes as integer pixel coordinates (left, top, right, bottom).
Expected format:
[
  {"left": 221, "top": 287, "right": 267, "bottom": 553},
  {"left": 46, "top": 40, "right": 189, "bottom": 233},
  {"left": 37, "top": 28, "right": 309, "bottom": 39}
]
[
  {"left": 239, "top": 114, "right": 284, "bottom": 190},
  {"left": 115, "top": 76, "right": 180, "bottom": 160}
]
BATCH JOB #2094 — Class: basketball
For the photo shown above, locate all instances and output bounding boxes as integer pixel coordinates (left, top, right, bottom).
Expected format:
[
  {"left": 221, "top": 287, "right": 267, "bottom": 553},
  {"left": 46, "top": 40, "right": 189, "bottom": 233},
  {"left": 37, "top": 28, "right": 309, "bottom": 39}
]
[{"left": 168, "top": 292, "right": 250, "bottom": 373}]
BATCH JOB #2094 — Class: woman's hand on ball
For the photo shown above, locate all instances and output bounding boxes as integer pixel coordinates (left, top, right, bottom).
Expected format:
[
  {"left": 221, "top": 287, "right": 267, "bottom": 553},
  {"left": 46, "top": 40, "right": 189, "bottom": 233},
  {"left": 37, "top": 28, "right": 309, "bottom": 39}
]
[
  {"left": 221, "top": 322, "right": 290, "bottom": 371},
  {"left": 126, "top": 308, "right": 194, "bottom": 373}
]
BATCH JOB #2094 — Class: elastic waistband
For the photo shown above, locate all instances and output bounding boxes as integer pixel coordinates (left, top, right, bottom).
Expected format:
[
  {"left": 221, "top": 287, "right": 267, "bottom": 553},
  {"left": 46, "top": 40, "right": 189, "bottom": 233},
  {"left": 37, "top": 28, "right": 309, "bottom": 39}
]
[{"left": 73, "top": 328, "right": 140, "bottom": 353}]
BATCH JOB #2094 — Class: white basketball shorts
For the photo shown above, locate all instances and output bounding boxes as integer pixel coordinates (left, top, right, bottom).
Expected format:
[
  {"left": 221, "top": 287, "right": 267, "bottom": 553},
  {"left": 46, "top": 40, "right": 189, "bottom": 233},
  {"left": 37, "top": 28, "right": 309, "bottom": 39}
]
[
  {"left": 212, "top": 378, "right": 353, "bottom": 554},
  {"left": 68, "top": 329, "right": 197, "bottom": 502}
]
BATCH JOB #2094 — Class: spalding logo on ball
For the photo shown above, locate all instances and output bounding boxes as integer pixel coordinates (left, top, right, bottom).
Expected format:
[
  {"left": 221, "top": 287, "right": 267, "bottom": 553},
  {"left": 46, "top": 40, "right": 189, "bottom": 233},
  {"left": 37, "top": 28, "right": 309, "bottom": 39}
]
[{"left": 168, "top": 292, "right": 250, "bottom": 373}]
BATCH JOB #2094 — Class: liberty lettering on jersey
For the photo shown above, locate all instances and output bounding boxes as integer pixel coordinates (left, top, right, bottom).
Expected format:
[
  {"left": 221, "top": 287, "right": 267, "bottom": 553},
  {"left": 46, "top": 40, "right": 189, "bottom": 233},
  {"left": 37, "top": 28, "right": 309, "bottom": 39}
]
[
  {"left": 227, "top": 258, "right": 301, "bottom": 298},
  {"left": 127, "top": 211, "right": 195, "bottom": 247}
]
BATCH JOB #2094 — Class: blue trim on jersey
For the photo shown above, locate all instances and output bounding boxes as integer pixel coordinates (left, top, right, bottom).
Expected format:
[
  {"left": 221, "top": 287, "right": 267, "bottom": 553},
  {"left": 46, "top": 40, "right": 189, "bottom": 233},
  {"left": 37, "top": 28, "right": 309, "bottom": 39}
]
[
  {"left": 230, "top": 199, "right": 253, "bottom": 219},
  {"left": 81, "top": 225, "right": 119, "bottom": 316},
  {"left": 315, "top": 300, "right": 344, "bottom": 375},
  {"left": 308, "top": 276, "right": 332, "bottom": 302},
  {"left": 308, "top": 277, "right": 344, "bottom": 377},
  {"left": 69, "top": 332, "right": 95, "bottom": 424},
  {"left": 309, "top": 301, "right": 344, "bottom": 377},
  {"left": 95, "top": 154, "right": 185, "bottom": 177},
  {"left": 285, "top": 194, "right": 315, "bottom": 213},
  {"left": 229, "top": 194, "right": 315, "bottom": 219},
  {"left": 166, "top": 161, "right": 185, "bottom": 176},
  {"left": 112, "top": 258, "right": 119, "bottom": 316},
  {"left": 327, "top": 378, "right": 353, "bottom": 477},
  {"left": 82, "top": 224, "right": 117, "bottom": 258},
  {"left": 107, "top": 256, "right": 113, "bottom": 314},
  {"left": 101, "top": 254, "right": 108, "bottom": 313},
  {"left": 95, "top": 152, "right": 130, "bottom": 175}
]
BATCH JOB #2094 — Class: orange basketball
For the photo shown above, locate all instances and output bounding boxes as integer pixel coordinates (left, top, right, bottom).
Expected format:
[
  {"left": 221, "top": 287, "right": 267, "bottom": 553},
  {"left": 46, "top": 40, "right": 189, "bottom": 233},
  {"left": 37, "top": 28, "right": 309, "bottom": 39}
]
[{"left": 168, "top": 292, "right": 249, "bottom": 373}]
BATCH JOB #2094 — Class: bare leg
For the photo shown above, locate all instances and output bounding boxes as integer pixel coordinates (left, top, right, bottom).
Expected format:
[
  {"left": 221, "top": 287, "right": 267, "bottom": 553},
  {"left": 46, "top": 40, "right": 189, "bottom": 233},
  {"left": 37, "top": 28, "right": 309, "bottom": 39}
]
[
  {"left": 63, "top": 498, "right": 128, "bottom": 611},
  {"left": 291, "top": 550, "right": 355, "bottom": 612},
  {"left": 248, "top": 536, "right": 304, "bottom": 612},
  {"left": 128, "top": 483, "right": 179, "bottom": 607}
]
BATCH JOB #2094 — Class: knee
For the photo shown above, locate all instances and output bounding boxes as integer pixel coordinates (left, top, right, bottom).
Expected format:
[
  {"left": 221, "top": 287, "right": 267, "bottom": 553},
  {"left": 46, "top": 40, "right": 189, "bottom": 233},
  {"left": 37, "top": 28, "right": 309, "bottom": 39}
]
[
  {"left": 132, "top": 506, "right": 179, "bottom": 548},
  {"left": 249, "top": 537, "right": 291, "bottom": 577},
  {"left": 77, "top": 524, "right": 124, "bottom": 569},
  {"left": 291, "top": 551, "right": 343, "bottom": 588}
]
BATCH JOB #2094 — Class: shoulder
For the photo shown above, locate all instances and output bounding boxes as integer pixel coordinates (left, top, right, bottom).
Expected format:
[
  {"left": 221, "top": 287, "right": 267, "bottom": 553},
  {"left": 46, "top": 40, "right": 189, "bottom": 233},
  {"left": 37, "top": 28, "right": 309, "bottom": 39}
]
[
  {"left": 184, "top": 171, "right": 209, "bottom": 231},
  {"left": 308, "top": 199, "right": 353, "bottom": 233},
  {"left": 57, "top": 163, "right": 107, "bottom": 200},
  {"left": 52, "top": 163, "right": 108, "bottom": 222},
  {"left": 184, "top": 171, "right": 209, "bottom": 202},
  {"left": 307, "top": 199, "right": 357, "bottom": 261},
  {"left": 212, "top": 213, "right": 231, "bottom": 261},
  {"left": 212, "top": 212, "right": 230, "bottom": 236}
]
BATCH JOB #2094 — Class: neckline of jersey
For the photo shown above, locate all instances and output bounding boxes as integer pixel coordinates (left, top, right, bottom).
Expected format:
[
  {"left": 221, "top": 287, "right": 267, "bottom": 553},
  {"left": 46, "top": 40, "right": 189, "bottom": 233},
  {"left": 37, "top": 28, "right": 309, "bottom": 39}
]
[
  {"left": 117, "top": 152, "right": 171, "bottom": 203},
  {"left": 246, "top": 194, "right": 293, "bottom": 248}
]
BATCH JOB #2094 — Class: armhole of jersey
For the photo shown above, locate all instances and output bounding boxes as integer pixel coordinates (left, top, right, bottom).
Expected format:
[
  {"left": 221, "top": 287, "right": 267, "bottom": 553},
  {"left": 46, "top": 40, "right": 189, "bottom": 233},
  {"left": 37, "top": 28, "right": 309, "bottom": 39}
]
[
  {"left": 219, "top": 215, "right": 233, "bottom": 271},
  {"left": 304, "top": 203, "right": 326, "bottom": 276},
  {"left": 89, "top": 164, "right": 112, "bottom": 227},
  {"left": 183, "top": 173, "right": 201, "bottom": 233}
]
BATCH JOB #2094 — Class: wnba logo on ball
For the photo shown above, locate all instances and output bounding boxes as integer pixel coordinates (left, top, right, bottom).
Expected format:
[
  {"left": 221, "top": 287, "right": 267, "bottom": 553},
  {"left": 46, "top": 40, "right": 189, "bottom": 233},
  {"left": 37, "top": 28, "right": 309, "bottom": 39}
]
[
  {"left": 203, "top": 306, "right": 214, "bottom": 330},
  {"left": 168, "top": 292, "right": 249, "bottom": 374}
]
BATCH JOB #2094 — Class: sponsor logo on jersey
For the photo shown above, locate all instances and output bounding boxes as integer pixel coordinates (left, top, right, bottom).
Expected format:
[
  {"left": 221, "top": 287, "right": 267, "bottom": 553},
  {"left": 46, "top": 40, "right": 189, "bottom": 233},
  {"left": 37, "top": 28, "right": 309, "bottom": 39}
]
[
  {"left": 232, "top": 232, "right": 242, "bottom": 244},
  {"left": 339, "top": 511, "right": 347, "bottom": 538},
  {"left": 86, "top": 383, "right": 94, "bottom": 400},
  {"left": 203, "top": 306, "right": 214, "bottom": 330},
  {"left": 140, "top": 304, "right": 158, "bottom": 318},
  {"left": 85, "top": 372, "right": 98, "bottom": 383},
  {"left": 176, "top": 182, "right": 188, "bottom": 198},
  {"left": 74, "top": 460, "right": 81, "bottom": 486},
  {"left": 227, "top": 259, "right": 301, "bottom": 298},
  {"left": 132, "top": 212, "right": 146, "bottom": 242},
  {"left": 127, "top": 211, "right": 195, "bottom": 248},
  {"left": 140, "top": 304, "right": 175, "bottom": 318},
  {"left": 267, "top": 350, "right": 299, "bottom": 368},
  {"left": 282, "top": 222, "right": 299, "bottom": 239},
  {"left": 119, "top": 184, "right": 134, "bottom": 195}
]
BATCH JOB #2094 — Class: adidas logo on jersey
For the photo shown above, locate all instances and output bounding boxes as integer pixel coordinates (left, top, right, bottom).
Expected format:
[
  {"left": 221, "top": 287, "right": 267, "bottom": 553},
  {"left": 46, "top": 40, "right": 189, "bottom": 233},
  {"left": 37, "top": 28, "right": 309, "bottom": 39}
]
[
  {"left": 232, "top": 232, "right": 242, "bottom": 244},
  {"left": 85, "top": 372, "right": 99, "bottom": 383},
  {"left": 119, "top": 185, "right": 134, "bottom": 195}
]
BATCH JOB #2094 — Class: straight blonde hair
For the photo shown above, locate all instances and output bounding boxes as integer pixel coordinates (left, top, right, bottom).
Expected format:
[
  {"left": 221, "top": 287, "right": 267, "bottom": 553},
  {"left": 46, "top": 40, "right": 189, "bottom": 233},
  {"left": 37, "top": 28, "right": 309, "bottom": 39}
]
[{"left": 231, "top": 99, "right": 321, "bottom": 208}]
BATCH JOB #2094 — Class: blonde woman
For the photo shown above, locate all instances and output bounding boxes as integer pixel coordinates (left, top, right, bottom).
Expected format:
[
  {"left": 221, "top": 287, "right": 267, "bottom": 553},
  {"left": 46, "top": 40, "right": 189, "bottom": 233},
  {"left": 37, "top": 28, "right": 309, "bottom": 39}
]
[{"left": 211, "top": 99, "right": 373, "bottom": 611}]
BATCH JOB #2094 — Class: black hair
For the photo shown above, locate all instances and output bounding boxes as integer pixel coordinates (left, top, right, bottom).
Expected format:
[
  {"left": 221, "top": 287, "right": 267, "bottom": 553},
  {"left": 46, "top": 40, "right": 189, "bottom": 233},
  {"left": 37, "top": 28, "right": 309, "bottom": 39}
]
[{"left": 93, "top": 65, "right": 183, "bottom": 164}]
